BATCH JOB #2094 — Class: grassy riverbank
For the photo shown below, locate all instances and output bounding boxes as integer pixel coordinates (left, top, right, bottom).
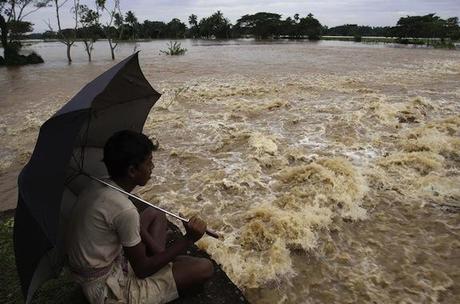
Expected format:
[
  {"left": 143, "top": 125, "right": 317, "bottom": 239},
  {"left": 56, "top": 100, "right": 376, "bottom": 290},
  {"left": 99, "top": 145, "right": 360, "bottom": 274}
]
[{"left": 0, "top": 213, "right": 88, "bottom": 304}]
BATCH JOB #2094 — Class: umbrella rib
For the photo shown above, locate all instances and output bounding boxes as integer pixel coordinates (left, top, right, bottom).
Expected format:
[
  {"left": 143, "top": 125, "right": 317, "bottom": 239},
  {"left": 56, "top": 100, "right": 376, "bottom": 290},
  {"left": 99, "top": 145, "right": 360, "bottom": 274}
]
[
  {"left": 65, "top": 113, "right": 91, "bottom": 186},
  {"left": 64, "top": 166, "right": 80, "bottom": 186},
  {"left": 79, "top": 112, "right": 92, "bottom": 172}
]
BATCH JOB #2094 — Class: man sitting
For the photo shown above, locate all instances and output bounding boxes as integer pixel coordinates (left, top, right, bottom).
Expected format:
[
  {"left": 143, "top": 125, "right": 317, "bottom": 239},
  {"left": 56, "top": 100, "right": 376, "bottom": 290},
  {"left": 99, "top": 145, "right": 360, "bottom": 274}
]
[{"left": 66, "top": 130, "right": 213, "bottom": 304}]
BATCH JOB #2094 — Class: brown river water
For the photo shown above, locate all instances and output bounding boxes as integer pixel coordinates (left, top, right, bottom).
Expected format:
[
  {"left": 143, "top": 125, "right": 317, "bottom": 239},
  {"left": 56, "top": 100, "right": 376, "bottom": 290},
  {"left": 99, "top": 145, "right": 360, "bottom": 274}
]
[{"left": 1, "top": 40, "right": 460, "bottom": 303}]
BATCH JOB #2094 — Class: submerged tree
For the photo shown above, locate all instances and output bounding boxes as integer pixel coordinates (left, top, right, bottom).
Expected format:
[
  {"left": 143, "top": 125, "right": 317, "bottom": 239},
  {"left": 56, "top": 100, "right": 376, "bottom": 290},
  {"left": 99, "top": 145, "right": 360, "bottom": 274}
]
[
  {"left": 97, "top": 0, "right": 123, "bottom": 60},
  {"left": 48, "top": 0, "right": 79, "bottom": 63},
  {"left": 0, "top": 0, "right": 50, "bottom": 65},
  {"left": 78, "top": 4, "right": 100, "bottom": 61}
]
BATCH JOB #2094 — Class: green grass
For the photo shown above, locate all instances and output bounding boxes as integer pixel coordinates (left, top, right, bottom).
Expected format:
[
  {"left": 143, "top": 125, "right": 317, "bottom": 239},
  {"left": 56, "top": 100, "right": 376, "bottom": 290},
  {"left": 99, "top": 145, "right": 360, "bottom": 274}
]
[
  {"left": 0, "top": 217, "right": 23, "bottom": 303},
  {"left": 0, "top": 216, "right": 87, "bottom": 304}
]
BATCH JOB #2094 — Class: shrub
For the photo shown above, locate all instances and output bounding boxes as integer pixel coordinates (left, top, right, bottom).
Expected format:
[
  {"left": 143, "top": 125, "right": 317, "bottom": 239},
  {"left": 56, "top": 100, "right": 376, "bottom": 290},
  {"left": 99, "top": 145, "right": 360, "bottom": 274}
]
[{"left": 160, "top": 41, "right": 187, "bottom": 56}]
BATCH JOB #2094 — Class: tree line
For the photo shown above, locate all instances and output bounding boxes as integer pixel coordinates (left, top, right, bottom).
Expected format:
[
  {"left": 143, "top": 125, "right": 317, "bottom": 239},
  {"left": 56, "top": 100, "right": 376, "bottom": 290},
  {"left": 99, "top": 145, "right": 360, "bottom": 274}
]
[
  {"left": 39, "top": 11, "right": 325, "bottom": 41},
  {"left": 1, "top": 0, "right": 460, "bottom": 66},
  {"left": 35, "top": 11, "right": 323, "bottom": 41},
  {"left": 324, "top": 14, "right": 460, "bottom": 40},
  {"left": 37, "top": 11, "right": 460, "bottom": 42}
]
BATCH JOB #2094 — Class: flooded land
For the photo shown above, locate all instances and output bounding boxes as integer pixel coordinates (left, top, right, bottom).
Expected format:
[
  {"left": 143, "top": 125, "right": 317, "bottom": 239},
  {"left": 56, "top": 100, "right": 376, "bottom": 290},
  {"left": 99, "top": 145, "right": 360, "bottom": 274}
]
[{"left": 1, "top": 40, "right": 459, "bottom": 303}]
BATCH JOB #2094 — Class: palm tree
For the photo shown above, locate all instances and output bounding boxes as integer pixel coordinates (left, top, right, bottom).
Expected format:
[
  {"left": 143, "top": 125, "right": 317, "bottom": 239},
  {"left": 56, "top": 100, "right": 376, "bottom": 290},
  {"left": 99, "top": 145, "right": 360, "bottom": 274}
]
[
  {"left": 189, "top": 14, "right": 197, "bottom": 27},
  {"left": 188, "top": 13, "right": 198, "bottom": 38},
  {"left": 125, "top": 10, "right": 137, "bottom": 40}
]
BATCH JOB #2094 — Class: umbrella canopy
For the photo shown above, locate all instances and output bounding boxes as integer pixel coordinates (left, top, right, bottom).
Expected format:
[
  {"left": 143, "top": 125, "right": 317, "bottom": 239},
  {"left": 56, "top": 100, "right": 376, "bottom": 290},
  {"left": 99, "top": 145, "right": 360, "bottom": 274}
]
[{"left": 14, "top": 52, "right": 161, "bottom": 303}]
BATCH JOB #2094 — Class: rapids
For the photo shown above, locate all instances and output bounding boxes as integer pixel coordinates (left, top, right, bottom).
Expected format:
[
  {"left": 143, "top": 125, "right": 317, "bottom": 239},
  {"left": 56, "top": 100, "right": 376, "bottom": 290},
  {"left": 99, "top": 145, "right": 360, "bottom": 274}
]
[{"left": 1, "top": 40, "right": 459, "bottom": 303}]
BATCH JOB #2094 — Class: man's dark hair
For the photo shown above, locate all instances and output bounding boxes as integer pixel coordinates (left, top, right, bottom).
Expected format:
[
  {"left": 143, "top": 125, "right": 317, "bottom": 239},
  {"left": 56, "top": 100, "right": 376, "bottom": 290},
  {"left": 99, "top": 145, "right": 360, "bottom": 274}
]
[{"left": 103, "top": 130, "right": 157, "bottom": 179}]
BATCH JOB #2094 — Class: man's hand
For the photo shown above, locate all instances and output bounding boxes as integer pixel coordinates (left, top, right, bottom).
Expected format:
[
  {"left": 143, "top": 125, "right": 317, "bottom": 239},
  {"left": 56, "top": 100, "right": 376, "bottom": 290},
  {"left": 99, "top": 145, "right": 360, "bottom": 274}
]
[{"left": 183, "top": 216, "right": 207, "bottom": 243}]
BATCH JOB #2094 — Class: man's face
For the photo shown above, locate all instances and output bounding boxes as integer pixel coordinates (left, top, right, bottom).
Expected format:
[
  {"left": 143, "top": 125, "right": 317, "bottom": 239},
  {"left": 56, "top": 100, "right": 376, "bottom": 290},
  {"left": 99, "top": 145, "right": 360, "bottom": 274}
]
[{"left": 133, "top": 153, "right": 154, "bottom": 186}]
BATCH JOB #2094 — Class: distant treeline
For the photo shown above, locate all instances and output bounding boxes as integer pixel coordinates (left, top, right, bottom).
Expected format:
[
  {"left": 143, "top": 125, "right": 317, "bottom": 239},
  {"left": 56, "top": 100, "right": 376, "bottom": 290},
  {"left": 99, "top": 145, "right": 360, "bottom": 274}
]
[
  {"left": 24, "top": 12, "right": 460, "bottom": 41},
  {"left": 2, "top": 3, "right": 459, "bottom": 66},
  {"left": 325, "top": 14, "right": 460, "bottom": 39}
]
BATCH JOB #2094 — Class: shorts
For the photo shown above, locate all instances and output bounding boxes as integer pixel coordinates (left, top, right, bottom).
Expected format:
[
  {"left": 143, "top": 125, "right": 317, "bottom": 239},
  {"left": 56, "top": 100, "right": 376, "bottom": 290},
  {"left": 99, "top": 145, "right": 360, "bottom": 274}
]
[{"left": 78, "top": 260, "right": 179, "bottom": 304}]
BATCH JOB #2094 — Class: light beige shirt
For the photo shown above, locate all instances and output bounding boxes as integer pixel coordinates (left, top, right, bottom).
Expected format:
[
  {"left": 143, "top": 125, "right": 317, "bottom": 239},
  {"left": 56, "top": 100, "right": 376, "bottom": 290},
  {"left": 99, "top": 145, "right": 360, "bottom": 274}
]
[{"left": 66, "top": 179, "right": 141, "bottom": 271}]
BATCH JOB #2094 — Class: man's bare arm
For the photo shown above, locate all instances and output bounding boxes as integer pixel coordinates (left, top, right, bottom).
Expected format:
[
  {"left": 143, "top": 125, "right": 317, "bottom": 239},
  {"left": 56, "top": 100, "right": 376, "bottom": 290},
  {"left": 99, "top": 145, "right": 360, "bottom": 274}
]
[
  {"left": 140, "top": 221, "right": 164, "bottom": 254},
  {"left": 124, "top": 216, "right": 206, "bottom": 279}
]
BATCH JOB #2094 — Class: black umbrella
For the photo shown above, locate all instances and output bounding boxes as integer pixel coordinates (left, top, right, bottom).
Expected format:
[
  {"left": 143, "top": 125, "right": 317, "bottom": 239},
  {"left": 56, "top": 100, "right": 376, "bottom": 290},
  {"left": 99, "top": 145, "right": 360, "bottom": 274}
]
[{"left": 13, "top": 53, "right": 161, "bottom": 302}]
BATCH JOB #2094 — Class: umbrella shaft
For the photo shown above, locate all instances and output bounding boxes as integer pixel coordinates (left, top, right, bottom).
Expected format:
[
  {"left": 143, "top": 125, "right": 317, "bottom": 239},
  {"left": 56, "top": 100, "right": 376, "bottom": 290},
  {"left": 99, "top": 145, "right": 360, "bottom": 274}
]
[
  {"left": 88, "top": 175, "right": 188, "bottom": 222},
  {"left": 86, "top": 174, "right": 220, "bottom": 239}
]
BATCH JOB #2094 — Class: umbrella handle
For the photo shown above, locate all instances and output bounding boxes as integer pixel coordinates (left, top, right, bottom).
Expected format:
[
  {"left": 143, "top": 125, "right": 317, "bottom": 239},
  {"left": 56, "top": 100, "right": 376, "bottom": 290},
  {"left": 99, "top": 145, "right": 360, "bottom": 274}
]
[
  {"left": 205, "top": 228, "right": 220, "bottom": 239},
  {"left": 86, "top": 174, "right": 220, "bottom": 239},
  {"left": 179, "top": 218, "right": 220, "bottom": 239},
  {"left": 180, "top": 217, "right": 220, "bottom": 239}
]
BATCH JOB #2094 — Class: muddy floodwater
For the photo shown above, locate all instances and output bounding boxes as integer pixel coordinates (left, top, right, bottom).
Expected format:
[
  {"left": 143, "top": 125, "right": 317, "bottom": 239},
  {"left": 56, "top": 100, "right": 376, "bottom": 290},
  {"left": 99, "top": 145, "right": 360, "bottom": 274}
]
[{"left": 1, "top": 40, "right": 460, "bottom": 303}]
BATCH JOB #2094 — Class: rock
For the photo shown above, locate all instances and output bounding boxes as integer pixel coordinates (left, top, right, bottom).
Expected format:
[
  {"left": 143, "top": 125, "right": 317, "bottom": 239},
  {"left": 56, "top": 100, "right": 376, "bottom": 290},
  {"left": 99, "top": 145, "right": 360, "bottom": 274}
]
[
  {"left": 26, "top": 52, "right": 44, "bottom": 64},
  {"left": 1, "top": 51, "right": 44, "bottom": 66},
  {"left": 5, "top": 53, "right": 27, "bottom": 65}
]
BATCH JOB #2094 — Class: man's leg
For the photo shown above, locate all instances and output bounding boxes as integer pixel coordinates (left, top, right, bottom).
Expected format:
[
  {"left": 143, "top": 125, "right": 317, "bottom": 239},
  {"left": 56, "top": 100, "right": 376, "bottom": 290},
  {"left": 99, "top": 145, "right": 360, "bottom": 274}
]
[
  {"left": 172, "top": 256, "right": 214, "bottom": 296},
  {"left": 140, "top": 208, "right": 167, "bottom": 254}
]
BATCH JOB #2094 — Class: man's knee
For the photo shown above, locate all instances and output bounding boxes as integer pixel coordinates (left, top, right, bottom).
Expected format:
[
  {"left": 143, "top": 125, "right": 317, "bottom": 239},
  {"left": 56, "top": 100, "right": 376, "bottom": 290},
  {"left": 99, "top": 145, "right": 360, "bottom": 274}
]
[{"left": 198, "top": 258, "right": 214, "bottom": 280}]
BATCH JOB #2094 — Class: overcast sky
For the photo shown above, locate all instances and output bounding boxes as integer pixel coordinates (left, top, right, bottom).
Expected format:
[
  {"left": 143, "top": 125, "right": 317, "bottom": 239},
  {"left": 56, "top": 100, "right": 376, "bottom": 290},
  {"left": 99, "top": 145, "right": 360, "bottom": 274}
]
[{"left": 26, "top": 0, "right": 460, "bottom": 33}]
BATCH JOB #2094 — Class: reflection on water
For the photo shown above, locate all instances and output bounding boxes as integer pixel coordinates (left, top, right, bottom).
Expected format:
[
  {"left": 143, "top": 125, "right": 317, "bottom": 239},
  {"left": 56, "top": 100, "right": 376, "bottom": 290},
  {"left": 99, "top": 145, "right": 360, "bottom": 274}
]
[{"left": 1, "top": 40, "right": 460, "bottom": 303}]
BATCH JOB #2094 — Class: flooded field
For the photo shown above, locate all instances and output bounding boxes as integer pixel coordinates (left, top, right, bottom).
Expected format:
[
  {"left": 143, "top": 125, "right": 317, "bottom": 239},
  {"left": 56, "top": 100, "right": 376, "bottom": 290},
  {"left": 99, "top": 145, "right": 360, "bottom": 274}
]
[{"left": 1, "top": 40, "right": 459, "bottom": 303}]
